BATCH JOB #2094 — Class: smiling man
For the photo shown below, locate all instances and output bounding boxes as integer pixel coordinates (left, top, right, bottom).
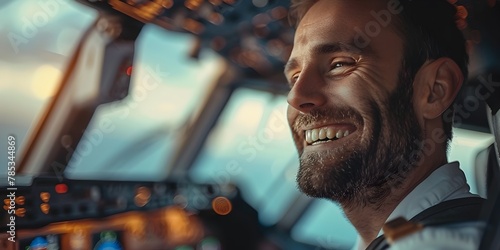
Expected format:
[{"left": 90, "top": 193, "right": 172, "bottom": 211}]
[{"left": 285, "top": 0, "right": 485, "bottom": 249}]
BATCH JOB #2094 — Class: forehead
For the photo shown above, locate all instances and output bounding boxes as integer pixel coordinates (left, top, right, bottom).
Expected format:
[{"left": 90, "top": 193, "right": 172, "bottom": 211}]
[{"left": 292, "top": 0, "right": 403, "bottom": 58}]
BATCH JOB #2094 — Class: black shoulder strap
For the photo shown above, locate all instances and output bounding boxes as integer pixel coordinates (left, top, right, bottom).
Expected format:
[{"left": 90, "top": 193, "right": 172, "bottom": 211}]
[
  {"left": 409, "top": 197, "right": 485, "bottom": 225},
  {"left": 366, "top": 197, "right": 486, "bottom": 250}
]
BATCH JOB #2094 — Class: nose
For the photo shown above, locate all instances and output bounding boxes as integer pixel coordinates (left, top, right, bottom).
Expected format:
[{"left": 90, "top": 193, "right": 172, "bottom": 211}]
[{"left": 287, "top": 70, "right": 327, "bottom": 113}]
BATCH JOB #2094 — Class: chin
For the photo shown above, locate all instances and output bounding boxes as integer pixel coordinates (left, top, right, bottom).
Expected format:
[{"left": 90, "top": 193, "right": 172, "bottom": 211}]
[{"left": 296, "top": 148, "right": 364, "bottom": 201}]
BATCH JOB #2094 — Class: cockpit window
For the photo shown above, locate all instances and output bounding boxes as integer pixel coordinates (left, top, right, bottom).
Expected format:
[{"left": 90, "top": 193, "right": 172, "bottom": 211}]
[
  {"left": 65, "top": 26, "right": 224, "bottom": 180},
  {"left": 0, "top": 1, "right": 95, "bottom": 176}
]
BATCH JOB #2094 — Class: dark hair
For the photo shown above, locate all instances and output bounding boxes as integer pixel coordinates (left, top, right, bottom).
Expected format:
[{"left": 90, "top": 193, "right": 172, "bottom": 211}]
[
  {"left": 290, "top": 0, "right": 469, "bottom": 148},
  {"left": 395, "top": 0, "right": 469, "bottom": 148}
]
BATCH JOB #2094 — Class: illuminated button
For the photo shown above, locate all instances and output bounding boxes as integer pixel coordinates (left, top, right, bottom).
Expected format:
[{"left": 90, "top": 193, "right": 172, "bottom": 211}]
[
  {"left": 15, "top": 208, "right": 26, "bottom": 217},
  {"left": 40, "top": 192, "right": 51, "bottom": 202},
  {"left": 160, "top": 0, "right": 174, "bottom": 9},
  {"left": 185, "top": 0, "right": 203, "bottom": 10},
  {"left": 208, "top": 13, "right": 224, "bottom": 25},
  {"left": 134, "top": 186, "right": 151, "bottom": 207},
  {"left": 55, "top": 183, "right": 68, "bottom": 194},
  {"left": 4, "top": 198, "right": 11, "bottom": 206},
  {"left": 40, "top": 203, "right": 50, "bottom": 214},
  {"left": 456, "top": 6, "right": 468, "bottom": 19},
  {"left": 212, "top": 197, "right": 232, "bottom": 215},
  {"left": 183, "top": 18, "right": 204, "bottom": 34},
  {"left": 16, "top": 196, "right": 25, "bottom": 205}
]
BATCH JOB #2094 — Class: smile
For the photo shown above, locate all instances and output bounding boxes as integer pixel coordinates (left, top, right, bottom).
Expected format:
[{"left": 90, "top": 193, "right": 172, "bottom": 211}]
[{"left": 304, "top": 125, "right": 356, "bottom": 145}]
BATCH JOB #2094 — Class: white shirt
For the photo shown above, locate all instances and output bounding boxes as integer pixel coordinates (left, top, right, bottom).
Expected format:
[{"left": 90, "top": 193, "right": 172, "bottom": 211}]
[{"left": 353, "top": 162, "right": 484, "bottom": 250}]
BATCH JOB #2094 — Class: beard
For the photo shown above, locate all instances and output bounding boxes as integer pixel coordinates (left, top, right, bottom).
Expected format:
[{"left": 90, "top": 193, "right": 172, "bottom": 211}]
[{"left": 294, "top": 72, "right": 424, "bottom": 207}]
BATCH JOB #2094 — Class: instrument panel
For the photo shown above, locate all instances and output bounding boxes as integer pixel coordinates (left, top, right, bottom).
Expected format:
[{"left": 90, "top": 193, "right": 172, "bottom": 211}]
[{"left": 1, "top": 177, "right": 243, "bottom": 250}]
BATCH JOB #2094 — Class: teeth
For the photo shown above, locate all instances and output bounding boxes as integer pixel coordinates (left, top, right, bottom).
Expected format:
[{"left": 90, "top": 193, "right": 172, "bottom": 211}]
[
  {"left": 319, "top": 128, "right": 327, "bottom": 140},
  {"left": 305, "top": 127, "right": 352, "bottom": 144},
  {"left": 306, "top": 130, "right": 312, "bottom": 144},
  {"left": 336, "top": 130, "right": 344, "bottom": 139},
  {"left": 311, "top": 129, "right": 319, "bottom": 142},
  {"left": 326, "top": 129, "right": 335, "bottom": 139}
]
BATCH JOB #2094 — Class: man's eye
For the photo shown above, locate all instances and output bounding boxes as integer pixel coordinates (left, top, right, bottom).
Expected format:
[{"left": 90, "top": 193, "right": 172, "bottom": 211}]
[
  {"left": 289, "top": 74, "right": 299, "bottom": 86},
  {"left": 329, "top": 60, "right": 356, "bottom": 75},
  {"left": 331, "top": 61, "right": 355, "bottom": 69},
  {"left": 332, "top": 62, "right": 346, "bottom": 68}
]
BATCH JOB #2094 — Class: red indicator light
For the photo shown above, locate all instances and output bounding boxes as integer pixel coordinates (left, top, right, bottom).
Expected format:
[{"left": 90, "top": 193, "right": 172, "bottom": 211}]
[
  {"left": 126, "top": 66, "right": 133, "bottom": 76},
  {"left": 55, "top": 183, "right": 68, "bottom": 194}
]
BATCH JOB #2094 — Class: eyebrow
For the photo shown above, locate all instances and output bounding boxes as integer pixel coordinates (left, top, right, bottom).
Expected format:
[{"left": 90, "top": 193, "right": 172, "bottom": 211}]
[{"left": 284, "top": 42, "right": 366, "bottom": 76}]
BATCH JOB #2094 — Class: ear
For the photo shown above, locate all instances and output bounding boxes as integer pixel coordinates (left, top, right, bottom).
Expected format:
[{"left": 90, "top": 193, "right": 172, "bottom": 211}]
[{"left": 413, "top": 58, "right": 464, "bottom": 120}]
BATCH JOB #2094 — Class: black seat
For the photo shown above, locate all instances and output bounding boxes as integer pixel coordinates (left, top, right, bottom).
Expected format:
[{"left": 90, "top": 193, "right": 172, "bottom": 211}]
[
  {"left": 475, "top": 144, "right": 500, "bottom": 198},
  {"left": 479, "top": 73, "right": 500, "bottom": 249}
]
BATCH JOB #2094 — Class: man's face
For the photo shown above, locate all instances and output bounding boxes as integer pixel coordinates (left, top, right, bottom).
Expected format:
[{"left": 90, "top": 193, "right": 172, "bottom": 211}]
[{"left": 285, "top": 0, "right": 423, "bottom": 204}]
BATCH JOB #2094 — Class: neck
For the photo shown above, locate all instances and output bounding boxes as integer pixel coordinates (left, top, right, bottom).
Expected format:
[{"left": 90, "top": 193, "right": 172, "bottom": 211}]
[
  {"left": 341, "top": 186, "right": 406, "bottom": 247},
  {"left": 341, "top": 154, "right": 447, "bottom": 247}
]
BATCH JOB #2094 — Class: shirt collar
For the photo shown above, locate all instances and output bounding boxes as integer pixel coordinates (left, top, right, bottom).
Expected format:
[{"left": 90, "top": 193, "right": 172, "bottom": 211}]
[
  {"left": 384, "top": 161, "right": 471, "bottom": 225},
  {"left": 353, "top": 161, "right": 473, "bottom": 249}
]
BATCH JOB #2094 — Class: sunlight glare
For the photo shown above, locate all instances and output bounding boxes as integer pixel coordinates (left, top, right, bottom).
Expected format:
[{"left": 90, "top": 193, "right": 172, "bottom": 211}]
[{"left": 31, "top": 64, "right": 61, "bottom": 99}]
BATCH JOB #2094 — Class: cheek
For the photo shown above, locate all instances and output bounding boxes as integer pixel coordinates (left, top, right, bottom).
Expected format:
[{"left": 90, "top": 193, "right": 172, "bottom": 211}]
[
  {"left": 334, "top": 76, "right": 385, "bottom": 128},
  {"left": 334, "top": 84, "right": 354, "bottom": 99},
  {"left": 352, "top": 60, "right": 398, "bottom": 98},
  {"left": 286, "top": 105, "right": 297, "bottom": 128},
  {"left": 333, "top": 75, "right": 380, "bottom": 111}
]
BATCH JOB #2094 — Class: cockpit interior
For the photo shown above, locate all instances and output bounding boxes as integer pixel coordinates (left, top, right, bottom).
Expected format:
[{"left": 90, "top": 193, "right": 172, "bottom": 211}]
[{"left": 1, "top": 0, "right": 500, "bottom": 249}]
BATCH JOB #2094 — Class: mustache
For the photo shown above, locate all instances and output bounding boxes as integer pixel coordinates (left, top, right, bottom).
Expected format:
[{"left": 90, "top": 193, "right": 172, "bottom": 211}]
[{"left": 292, "top": 106, "right": 364, "bottom": 132}]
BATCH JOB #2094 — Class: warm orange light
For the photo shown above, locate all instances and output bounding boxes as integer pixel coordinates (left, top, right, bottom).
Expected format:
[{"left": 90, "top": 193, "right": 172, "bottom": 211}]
[
  {"left": 212, "top": 197, "right": 232, "bottom": 215},
  {"left": 40, "top": 203, "right": 50, "bottom": 214},
  {"left": 208, "top": 13, "right": 224, "bottom": 25},
  {"left": 134, "top": 186, "right": 151, "bottom": 207},
  {"left": 40, "top": 192, "right": 51, "bottom": 202},
  {"left": 183, "top": 18, "right": 204, "bottom": 34},
  {"left": 456, "top": 6, "right": 468, "bottom": 19},
  {"left": 160, "top": 0, "right": 174, "bottom": 8},
  {"left": 16, "top": 196, "right": 25, "bottom": 205},
  {"left": 126, "top": 66, "right": 133, "bottom": 76},
  {"left": 163, "top": 207, "right": 203, "bottom": 245},
  {"left": 15, "top": 208, "right": 26, "bottom": 217},
  {"left": 185, "top": 0, "right": 203, "bottom": 10},
  {"left": 125, "top": 217, "right": 146, "bottom": 239}
]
